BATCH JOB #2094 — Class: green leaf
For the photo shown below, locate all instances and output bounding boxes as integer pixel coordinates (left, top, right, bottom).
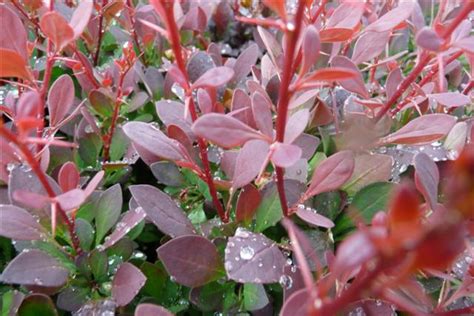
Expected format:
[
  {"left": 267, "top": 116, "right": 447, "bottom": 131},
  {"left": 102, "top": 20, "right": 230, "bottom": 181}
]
[
  {"left": 139, "top": 262, "right": 167, "bottom": 300},
  {"left": 308, "top": 152, "right": 327, "bottom": 177},
  {"left": 89, "top": 250, "right": 108, "bottom": 282},
  {"left": 311, "top": 191, "right": 342, "bottom": 220},
  {"left": 334, "top": 182, "right": 394, "bottom": 236},
  {"left": 78, "top": 133, "right": 102, "bottom": 167},
  {"left": 89, "top": 89, "right": 114, "bottom": 117},
  {"left": 255, "top": 184, "right": 283, "bottom": 232},
  {"left": 190, "top": 281, "right": 236, "bottom": 312},
  {"left": 243, "top": 283, "right": 269, "bottom": 311},
  {"left": 95, "top": 184, "right": 123, "bottom": 244},
  {"left": 75, "top": 218, "right": 94, "bottom": 251},
  {"left": 18, "top": 294, "right": 58, "bottom": 316},
  {"left": 109, "top": 127, "right": 129, "bottom": 161}
]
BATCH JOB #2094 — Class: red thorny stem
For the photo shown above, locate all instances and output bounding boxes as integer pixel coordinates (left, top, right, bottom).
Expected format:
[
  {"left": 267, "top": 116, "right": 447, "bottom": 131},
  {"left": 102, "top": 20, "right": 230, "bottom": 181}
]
[
  {"left": 274, "top": 0, "right": 306, "bottom": 217},
  {"left": 375, "top": 1, "right": 474, "bottom": 121},
  {"left": 0, "top": 124, "right": 82, "bottom": 255},
  {"left": 159, "top": 1, "right": 228, "bottom": 223}
]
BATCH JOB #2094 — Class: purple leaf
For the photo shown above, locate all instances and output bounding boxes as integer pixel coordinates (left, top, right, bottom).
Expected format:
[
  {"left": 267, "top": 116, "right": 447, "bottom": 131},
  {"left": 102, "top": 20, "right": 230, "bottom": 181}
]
[
  {"left": 270, "top": 143, "right": 302, "bottom": 168},
  {"left": 197, "top": 89, "right": 212, "bottom": 114},
  {"left": 416, "top": 27, "right": 443, "bottom": 51},
  {"left": 326, "top": 1, "right": 365, "bottom": 29},
  {"left": 0, "top": 5, "right": 28, "bottom": 61},
  {"left": 112, "top": 263, "right": 146, "bottom": 306},
  {"left": 293, "top": 134, "right": 320, "bottom": 160},
  {"left": 295, "top": 207, "right": 334, "bottom": 228},
  {"left": 300, "top": 25, "right": 320, "bottom": 75},
  {"left": 0, "top": 205, "right": 45, "bottom": 240},
  {"left": 333, "top": 231, "right": 377, "bottom": 277},
  {"left": 352, "top": 31, "right": 390, "bottom": 64},
  {"left": 129, "top": 185, "right": 195, "bottom": 237},
  {"left": 191, "top": 66, "right": 235, "bottom": 89},
  {"left": 429, "top": 92, "right": 471, "bottom": 108},
  {"left": 192, "top": 113, "right": 267, "bottom": 148},
  {"left": 251, "top": 92, "right": 273, "bottom": 138},
  {"left": 232, "top": 140, "right": 270, "bottom": 189},
  {"left": 284, "top": 109, "right": 310, "bottom": 144},
  {"left": 102, "top": 207, "right": 147, "bottom": 249},
  {"left": 182, "top": 6, "right": 207, "bottom": 32},
  {"left": 48, "top": 74, "right": 74, "bottom": 127},
  {"left": 224, "top": 228, "right": 286, "bottom": 283},
  {"left": 414, "top": 153, "right": 439, "bottom": 209},
  {"left": 280, "top": 289, "right": 311, "bottom": 316},
  {"left": 365, "top": 1, "right": 416, "bottom": 32},
  {"left": 69, "top": 0, "right": 93, "bottom": 38},
  {"left": 58, "top": 162, "right": 80, "bottom": 192},
  {"left": 305, "top": 150, "right": 355, "bottom": 199},
  {"left": 95, "top": 184, "right": 123, "bottom": 244},
  {"left": 346, "top": 299, "right": 396, "bottom": 316},
  {"left": 40, "top": 12, "right": 74, "bottom": 52},
  {"left": 331, "top": 56, "right": 368, "bottom": 98},
  {"left": 453, "top": 36, "right": 474, "bottom": 54},
  {"left": 232, "top": 43, "right": 259, "bottom": 84},
  {"left": 54, "top": 189, "right": 86, "bottom": 210},
  {"left": 236, "top": 184, "right": 261, "bottom": 223},
  {"left": 0, "top": 249, "right": 68, "bottom": 287},
  {"left": 386, "top": 67, "right": 403, "bottom": 101},
  {"left": 157, "top": 235, "right": 221, "bottom": 287},
  {"left": 231, "top": 89, "right": 254, "bottom": 127},
  {"left": 123, "top": 121, "right": 187, "bottom": 161},
  {"left": 135, "top": 304, "right": 174, "bottom": 316},
  {"left": 380, "top": 114, "right": 456, "bottom": 145}
]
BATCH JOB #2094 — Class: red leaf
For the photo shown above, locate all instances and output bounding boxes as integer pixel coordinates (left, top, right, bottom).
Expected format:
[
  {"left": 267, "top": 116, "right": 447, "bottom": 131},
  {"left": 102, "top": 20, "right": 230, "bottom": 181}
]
[
  {"left": 270, "top": 142, "right": 302, "bottom": 168},
  {"left": 232, "top": 140, "right": 270, "bottom": 189},
  {"left": 40, "top": 12, "right": 74, "bottom": 52},
  {"left": 331, "top": 56, "right": 368, "bottom": 98},
  {"left": 191, "top": 66, "right": 235, "bottom": 89},
  {"left": 251, "top": 91, "right": 273, "bottom": 138},
  {"left": 262, "top": 0, "right": 286, "bottom": 19},
  {"left": 385, "top": 67, "right": 403, "bottom": 100},
  {"left": 0, "top": 205, "right": 46, "bottom": 240},
  {"left": 70, "top": 0, "right": 94, "bottom": 38},
  {"left": 232, "top": 43, "right": 259, "bottom": 84},
  {"left": 295, "top": 207, "right": 334, "bottom": 228},
  {"left": 333, "top": 231, "right": 377, "bottom": 276},
  {"left": 352, "top": 31, "right": 390, "bottom": 64},
  {"left": 112, "top": 263, "right": 146, "bottom": 306},
  {"left": 103, "top": 208, "right": 147, "bottom": 249},
  {"left": 429, "top": 92, "right": 471, "bottom": 108},
  {"left": 0, "top": 5, "right": 28, "bottom": 60},
  {"left": 48, "top": 75, "right": 74, "bottom": 126},
  {"left": 416, "top": 27, "right": 443, "bottom": 52},
  {"left": 280, "top": 289, "right": 312, "bottom": 316},
  {"left": 379, "top": 114, "right": 456, "bottom": 145},
  {"left": 54, "top": 189, "right": 86, "bottom": 210},
  {"left": 414, "top": 153, "right": 439, "bottom": 209},
  {"left": 453, "top": 36, "right": 474, "bottom": 54},
  {"left": 388, "top": 184, "right": 421, "bottom": 240},
  {"left": 135, "top": 304, "right": 173, "bottom": 316},
  {"left": 365, "top": 1, "right": 416, "bottom": 32},
  {"left": 306, "top": 67, "right": 358, "bottom": 82},
  {"left": 305, "top": 150, "right": 355, "bottom": 199},
  {"left": 319, "top": 28, "right": 354, "bottom": 42},
  {"left": 300, "top": 25, "right": 320, "bottom": 75},
  {"left": 236, "top": 184, "right": 261, "bottom": 223},
  {"left": 192, "top": 113, "right": 267, "bottom": 148},
  {"left": 326, "top": 2, "right": 365, "bottom": 29},
  {"left": 284, "top": 109, "right": 310, "bottom": 144},
  {"left": 0, "top": 48, "right": 33, "bottom": 81},
  {"left": 182, "top": 6, "right": 207, "bottom": 32},
  {"left": 58, "top": 162, "right": 80, "bottom": 192}
]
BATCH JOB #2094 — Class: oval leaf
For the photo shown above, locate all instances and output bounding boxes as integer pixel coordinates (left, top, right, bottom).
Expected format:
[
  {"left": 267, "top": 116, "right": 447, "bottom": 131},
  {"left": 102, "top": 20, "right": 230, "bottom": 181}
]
[
  {"left": 300, "top": 25, "right": 320, "bottom": 75},
  {"left": 48, "top": 75, "right": 74, "bottom": 126},
  {"left": 102, "top": 207, "right": 147, "bottom": 249},
  {"left": 39, "top": 12, "right": 74, "bottom": 52},
  {"left": 135, "top": 304, "right": 173, "bottom": 316},
  {"left": 414, "top": 153, "right": 439, "bottom": 209},
  {"left": 191, "top": 66, "right": 235, "bottom": 89},
  {"left": 112, "top": 263, "right": 146, "bottom": 306},
  {"left": 0, "top": 48, "right": 33, "bottom": 81},
  {"left": 295, "top": 207, "right": 334, "bottom": 228},
  {"left": 270, "top": 143, "right": 302, "bottom": 168},
  {"left": 0, "top": 205, "right": 45, "bottom": 240},
  {"left": 233, "top": 140, "right": 270, "bottom": 189}
]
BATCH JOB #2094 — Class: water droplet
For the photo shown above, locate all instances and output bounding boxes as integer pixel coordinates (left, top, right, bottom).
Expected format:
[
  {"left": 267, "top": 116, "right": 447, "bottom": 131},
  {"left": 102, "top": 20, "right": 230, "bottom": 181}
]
[
  {"left": 34, "top": 277, "right": 43, "bottom": 285},
  {"left": 240, "top": 246, "right": 255, "bottom": 260},
  {"left": 225, "top": 261, "right": 233, "bottom": 271},
  {"left": 378, "top": 146, "right": 387, "bottom": 154},
  {"left": 431, "top": 141, "right": 442, "bottom": 147},
  {"left": 279, "top": 275, "right": 293, "bottom": 289},
  {"left": 235, "top": 227, "right": 250, "bottom": 238}
]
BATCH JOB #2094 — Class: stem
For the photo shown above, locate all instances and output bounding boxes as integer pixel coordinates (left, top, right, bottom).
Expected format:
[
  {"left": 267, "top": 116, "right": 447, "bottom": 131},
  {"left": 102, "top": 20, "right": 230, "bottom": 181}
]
[
  {"left": 94, "top": 0, "right": 109, "bottom": 66},
  {"left": 126, "top": 0, "right": 147, "bottom": 66},
  {"left": 159, "top": 1, "right": 227, "bottom": 222},
  {"left": 462, "top": 80, "right": 473, "bottom": 95},
  {"left": 274, "top": 0, "right": 306, "bottom": 217},
  {"left": 0, "top": 125, "right": 82, "bottom": 254}
]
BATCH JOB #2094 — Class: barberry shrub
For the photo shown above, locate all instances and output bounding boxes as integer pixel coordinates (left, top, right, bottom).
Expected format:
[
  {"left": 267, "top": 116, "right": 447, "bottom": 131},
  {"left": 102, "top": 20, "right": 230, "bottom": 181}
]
[{"left": 0, "top": 0, "right": 473, "bottom": 315}]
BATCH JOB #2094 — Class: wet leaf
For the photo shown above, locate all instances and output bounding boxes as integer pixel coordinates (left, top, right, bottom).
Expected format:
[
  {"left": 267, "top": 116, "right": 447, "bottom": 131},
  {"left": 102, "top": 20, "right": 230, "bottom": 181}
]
[
  {"left": 191, "top": 66, "right": 235, "bottom": 89},
  {"left": 331, "top": 56, "right": 368, "bottom": 98},
  {"left": 102, "top": 207, "right": 146, "bottom": 249},
  {"left": 236, "top": 184, "right": 261, "bottom": 223},
  {"left": 17, "top": 294, "right": 58, "bottom": 316},
  {"left": 0, "top": 205, "right": 45, "bottom": 240},
  {"left": 48, "top": 75, "right": 74, "bottom": 127},
  {"left": 112, "top": 263, "right": 146, "bottom": 306},
  {"left": 295, "top": 207, "right": 334, "bottom": 228},
  {"left": 135, "top": 304, "right": 173, "bottom": 316},
  {"left": 95, "top": 184, "right": 123, "bottom": 244},
  {"left": 414, "top": 153, "right": 439, "bottom": 209},
  {"left": 39, "top": 12, "right": 74, "bottom": 52}
]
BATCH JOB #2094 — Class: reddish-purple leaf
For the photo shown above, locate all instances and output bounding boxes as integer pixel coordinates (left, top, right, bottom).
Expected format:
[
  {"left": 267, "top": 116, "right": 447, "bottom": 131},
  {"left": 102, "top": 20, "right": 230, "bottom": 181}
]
[
  {"left": 48, "top": 75, "right": 74, "bottom": 126},
  {"left": 95, "top": 184, "right": 123, "bottom": 244},
  {"left": 103, "top": 208, "right": 146, "bottom": 249},
  {"left": 319, "top": 28, "right": 354, "bottom": 42},
  {"left": 300, "top": 25, "right": 320, "bottom": 75},
  {"left": 270, "top": 143, "right": 302, "bottom": 168},
  {"left": 416, "top": 27, "right": 443, "bottom": 51},
  {"left": 0, "top": 5, "right": 28, "bottom": 60},
  {"left": 135, "top": 304, "right": 173, "bottom": 316},
  {"left": 0, "top": 249, "right": 68, "bottom": 287},
  {"left": 326, "top": 1, "right": 365, "bottom": 29},
  {"left": 83, "top": 171, "right": 104, "bottom": 197},
  {"left": 444, "top": 121, "right": 467, "bottom": 158},
  {"left": 155, "top": 99, "right": 193, "bottom": 136},
  {"left": 58, "top": 162, "right": 80, "bottom": 192},
  {"left": 236, "top": 184, "right": 261, "bottom": 223},
  {"left": 346, "top": 299, "right": 396, "bottom": 315},
  {"left": 233, "top": 140, "right": 270, "bottom": 189},
  {"left": 333, "top": 231, "right": 377, "bottom": 276},
  {"left": 191, "top": 66, "right": 235, "bottom": 89},
  {"left": 365, "top": 1, "right": 416, "bottom": 32},
  {"left": 54, "top": 189, "right": 86, "bottom": 210},
  {"left": 306, "top": 67, "right": 358, "bottom": 82},
  {"left": 129, "top": 185, "right": 195, "bottom": 237},
  {"left": 224, "top": 228, "right": 286, "bottom": 283},
  {"left": 453, "top": 36, "right": 474, "bottom": 54},
  {"left": 12, "top": 190, "right": 49, "bottom": 210},
  {"left": 288, "top": 89, "right": 318, "bottom": 110},
  {"left": 232, "top": 43, "right": 259, "bottom": 84},
  {"left": 280, "top": 289, "right": 311, "bottom": 316},
  {"left": 252, "top": 92, "right": 273, "bottom": 138},
  {"left": 284, "top": 109, "right": 310, "bottom": 144},
  {"left": 352, "top": 31, "right": 391, "bottom": 64},
  {"left": 40, "top": 12, "right": 74, "bottom": 52},
  {"left": 294, "top": 134, "right": 320, "bottom": 160},
  {"left": 305, "top": 150, "right": 355, "bottom": 199},
  {"left": 0, "top": 205, "right": 45, "bottom": 240},
  {"left": 197, "top": 89, "right": 212, "bottom": 114},
  {"left": 414, "top": 153, "right": 439, "bottom": 209},
  {"left": 192, "top": 113, "right": 266, "bottom": 148},
  {"left": 69, "top": 0, "right": 94, "bottom": 38},
  {"left": 386, "top": 67, "right": 404, "bottom": 100},
  {"left": 157, "top": 235, "right": 221, "bottom": 287},
  {"left": 231, "top": 88, "right": 254, "bottom": 127},
  {"left": 380, "top": 114, "right": 456, "bottom": 145},
  {"left": 429, "top": 92, "right": 470, "bottom": 108},
  {"left": 123, "top": 121, "right": 187, "bottom": 161},
  {"left": 331, "top": 56, "right": 369, "bottom": 98},
  {"left": 16, "top": 90, "right": 40, "bottom": 120},
  {"left": 112, "top": 263, "right": 146, "bottom": 306},
  {"left": 295, "top": 207, "right": 334, "bottom": 228},
  {"left": 182, "top": 6, "right": 207, "bottom": 32},
  {"left": 0, "top": 48, "right": 33, "bottom": 81}
]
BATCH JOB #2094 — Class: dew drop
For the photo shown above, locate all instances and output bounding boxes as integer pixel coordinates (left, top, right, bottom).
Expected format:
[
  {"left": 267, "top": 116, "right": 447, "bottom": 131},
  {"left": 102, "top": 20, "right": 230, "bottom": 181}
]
[
  {"left": 235, "top": 227, "right": 250, "bottom": 238},
  {"left": 239, "top": 246, "right": 255, "bottom": 260},
  {"left": 225, "top": 261, "right": 233, "bottom": 271},
  {"left": 279, "top": 275, "right": 293, "bottom": 289}
]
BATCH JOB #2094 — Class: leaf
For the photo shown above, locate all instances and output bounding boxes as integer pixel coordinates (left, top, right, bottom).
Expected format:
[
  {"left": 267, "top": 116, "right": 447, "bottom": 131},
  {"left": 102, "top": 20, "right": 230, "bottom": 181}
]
[
  {"left": 326, "top": 1, "right": 365, "bottom": 29},
  {"left": 347, "top": 299, "right": 396, "bottom": 316},
  {"left": 332, "top": 231, "right": 377, "bottom": 276},
  {"left": 0, "top": 249, "right": 68, "bottom": 287},
  {"left": 69, "top": 0, "right": 94, "bottom": 38},
  {"left": 280, "top": 289, "right": 311, "bottom": 316},
  {"left": 232, "top": 43, "right": 259, "bottom": 84},
  {"left": 191, "top": 66, "right": 235, "bottom": 89},
  {"left": 89, "top": 250, "right": 108, "bottom": 282},
  {"left": 295, "top": 207, "right": 334, "bottom": 228},
  {"left": 306, "top": 67, "right": 358, "bottom": 82},
  {"left": 54, "top": 188, "right": 86, "bottom": 210},
  {"left": 300, "top": 25, "right": 320, "bottom": 75},
  {"left": 192, "top": 113, "right": 266, "bottom": 148},
  {"left": 0, "top": 48, "right": 33, "bottom": 81},
  {"left": 48, "top": 75, "right": 74, "bottom": 126},
  {"left": 385, "top": 67, "right": 403, "bottom": 100},
  {"left": 39, "top": 12, "right": 74, "bottom": 52},
  {"left": 331, "top": 56, "right": 368, "bottom": 98},
  {"left": 123, "top": 121, "right": 187, "bottom": 161},
  {"left": 243, "top": 283, "right": 269, "bottom": 311},
  {"left": 444, "top": 121, "right": 467, "bottom": 157},
  {"left": 0, "top": 5, "right": 28, "bottom": 60},
  {"left": 150, "top": 161, "right": 185, "bottom": 187},
  {"left": 429, "top": 92, "right": 471, "bottom": 108},
  {"left": 414, "top": 153, "right": 439, "bottom": 209},
  {"left": 305, "top": 150, "right": 355, "bottom": 199},
  {"left": 342, "top": 153, "right": 393, "bottom": 195},
  {"left": 102, "top": 208, "right": 147, "bottom": 249},
  {"left": 182, "top": 6, "right": 207, "bottom": 32},
  {"left": 0, "top": 205, "right": 45, "bottom": 240},
  {"left": 224, "top": 228, "right": 286, "bottom": 283},
  {"left": 95, "top": 184, "right": 123, "bottom": 244},
  {"left": 75, "top": 219, "right": 94, "bottom": 251},
  {"left": 236, "top": 184, "right": 261, "bottom": 223},
  {"left": 58, "top": 162, "right": 80, "bottom": 192},
  {"left": 319, "top": 28, "right": 354, "bottom": 42},
  {"left": 352, "top": 31, "right": 390, "bottom": 64},
  {"left": 416, "top": 27, "right": 443, "bottom": 51},
  {"left": 453, "top": 36, "right": 474, "bottom": 54},
  {"left": 112, "top": 263, "right": 147, "bottom": 306},
  {"left": 251, "top": 92, "right": 273, "bottom": 138},
  {"left": 89, "top": 88, "right": 115, "bottom": 117},
  {"left": 135, "top": 304, "right": 173, "bottom": 316},
  {"left": 157, "top": 235, "right": 222, "bottom": 287},
  {"left": 270, "top": 143, "right": 302, "bottom": 168},
  {"left": 129, "top": 185, "right": 195, "bottom": 237},
  {"left": 17, "top": 294, "right": 58, "bottom": 316},
  {"left": 284, "top": 109, "right": 310, "bottom": 144},
  {"left": 379, "top": 114, "right": 456, "bottom": 145},
  {"left": 365, "top": 1, "right": 416, "bottom": 32},
  {"left": 232, "top": 140, "right": 270, "bottom": 189}
]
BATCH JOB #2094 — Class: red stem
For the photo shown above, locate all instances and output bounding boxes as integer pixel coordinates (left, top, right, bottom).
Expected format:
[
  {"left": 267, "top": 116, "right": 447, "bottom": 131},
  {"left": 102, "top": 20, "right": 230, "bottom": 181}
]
[
  {"left": 160, "top": 1, "right": 227, "bottom": 222},
  {"left": 126, "top": 0, "right": 147, "bottom": 66},
  {"left": 274, "top": 0, "right": 306, "bottom": 217},
  {"left": 94, "top": 0, "right": 108, "bottom": 66},
  {"left": 462, "top": 80, "right": 473, "bottom": 95},
  {"left": 0, "top": 125, "right": 82, "bottom": 254}
]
